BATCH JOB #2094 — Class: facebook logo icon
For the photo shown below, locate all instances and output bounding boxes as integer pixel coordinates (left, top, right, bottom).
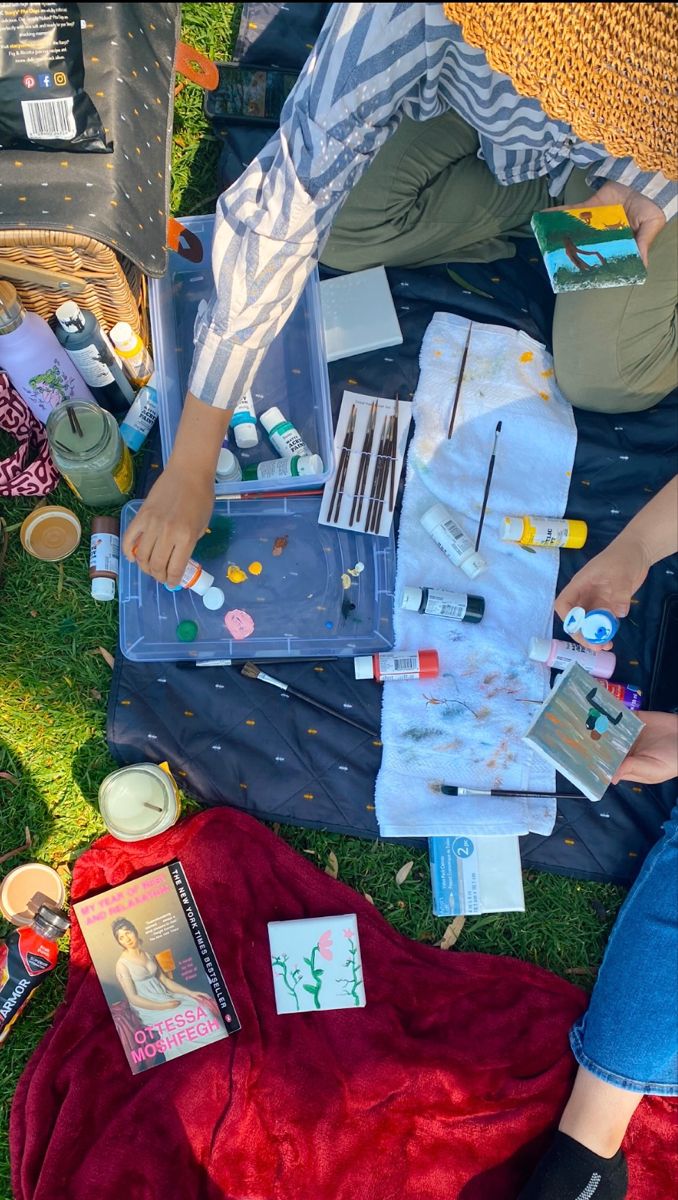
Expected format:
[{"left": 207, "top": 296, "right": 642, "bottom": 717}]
[{"left": 38, "top": 73, "right": 52, "bottom": 88}]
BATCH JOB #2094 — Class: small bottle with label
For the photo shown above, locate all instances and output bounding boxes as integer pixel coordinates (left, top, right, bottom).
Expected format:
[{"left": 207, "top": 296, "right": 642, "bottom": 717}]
[
  {"left": 420, "top": 503, "right": 487, "bottom": 579},
  {"left": 120, "top": 374, "right": 159, "bottom": 451},
  {"left": 242, "top": 454, "right": 323, "bottom": 481},
  {"left": 528, "top": 637, "right": 616, "bottom": 679},
  {"left": 601, "top": 681, "right": 643, "bottom": 710},
  {"left": 89, "top": 515, "right": 120, "bottom": 601},
  {"left": 164, "top": 558, "right": 214, "bottom": 596},
  {"left": 502, "top": 516, "right": 588, "bottom": 549},
  {"left": 0, "top": 905, "right": 70, "bottom": 1044},
  {"left": 109, "top": 322, "right": 154, "bottom": 389},
  {"left": 353, "top": 649, "right": 439, "bottom": 682},
  {"left": 55, "top": 300, "right": 135, "bottom": 414},
  {"left": 215, "top": 445, "right": 242, "bottom": 483},
  {"left": 401, "top": 585, "right": 485, "bottom": 624},
  {"left": 260, "top": 406, "right": 311, "bottom": 458},
  {"left": 230, "top": 392, "right": 259, "bottom": 449}
]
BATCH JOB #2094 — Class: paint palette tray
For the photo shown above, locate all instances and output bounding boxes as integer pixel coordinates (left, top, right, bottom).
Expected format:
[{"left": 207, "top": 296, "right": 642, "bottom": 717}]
[
  {"left": 118, "top": 496, "right": 396, "bottom": 662},
  {"left": 149, "top": 213, "right": 334, "bottom": 496}
]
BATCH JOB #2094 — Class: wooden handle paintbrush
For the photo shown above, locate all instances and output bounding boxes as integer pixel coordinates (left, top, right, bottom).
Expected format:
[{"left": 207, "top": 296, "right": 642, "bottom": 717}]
[
  {"left": 327, "top": 403, "right": 356, "bottom": 523},
  {"left": 446, "top": 322, "right": 472, "bottom": 439},
  {"left": 241, "top": 662, "right": 380, "bottom": 738}
]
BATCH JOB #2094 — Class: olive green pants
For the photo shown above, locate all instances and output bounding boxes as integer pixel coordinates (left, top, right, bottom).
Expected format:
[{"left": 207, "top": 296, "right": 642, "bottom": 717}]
[{"left": 322, "top": 112, "right": 678, "bottom": 412}]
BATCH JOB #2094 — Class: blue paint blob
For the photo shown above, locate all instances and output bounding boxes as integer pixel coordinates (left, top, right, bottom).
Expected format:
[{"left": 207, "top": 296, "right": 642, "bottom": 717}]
[{"left": 325, "top": 621, "right": 333, "bottom": 629}]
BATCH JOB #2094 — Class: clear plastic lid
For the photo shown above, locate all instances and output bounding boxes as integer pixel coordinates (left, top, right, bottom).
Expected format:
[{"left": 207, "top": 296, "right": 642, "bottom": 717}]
[
  {"left": 353, "top": 655, "right": 375, "bottom": 680},
  {"left": 501, "top": 516, "right": 525, "bottom": 541},
  {"left": 91, "top": 576, "right": 116, "bottom": 601}
]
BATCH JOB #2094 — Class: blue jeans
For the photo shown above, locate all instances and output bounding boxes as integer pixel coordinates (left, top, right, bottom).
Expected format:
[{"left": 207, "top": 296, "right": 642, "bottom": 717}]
[{"left": 569, "top": 802, "right": 678, "bottom": 1095}]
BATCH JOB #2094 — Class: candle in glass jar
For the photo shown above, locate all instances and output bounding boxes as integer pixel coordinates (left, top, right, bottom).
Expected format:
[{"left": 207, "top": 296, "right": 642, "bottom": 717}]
[{"left": 98, "top": 763, "right": 181, "bottom": 841}]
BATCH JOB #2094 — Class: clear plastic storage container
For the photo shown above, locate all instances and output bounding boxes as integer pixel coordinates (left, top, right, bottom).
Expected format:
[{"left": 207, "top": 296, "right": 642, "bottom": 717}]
[
  {"left": 119, "top": 496, "right": 396, "bottom": 662},
  {"left": 149, "top": 214, "right": 334, "bottom": 496}
]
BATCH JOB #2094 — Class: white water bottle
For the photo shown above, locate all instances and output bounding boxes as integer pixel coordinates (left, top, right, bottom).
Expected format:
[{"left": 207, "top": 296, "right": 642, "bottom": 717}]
[{"left": 0, "top": 282, "right": 95, "bottom": 423}]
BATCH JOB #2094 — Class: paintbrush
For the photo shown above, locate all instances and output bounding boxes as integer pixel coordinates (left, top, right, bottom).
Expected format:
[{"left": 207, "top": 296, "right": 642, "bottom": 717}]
[
  {"left": 241, "top": 662, "right": 380, "bottom": 738},
  {"left": 327, "top": 404, "right": 356, "bottom": 523},
  {"left": 350, "top": 401, "right": 377, "bottom": 526},
  {"left": 365, "top": 414, "right": 391, "bottom": 533},
  {"left": 446, "top": 322, "right": 472, "bottom": 439},
  {"left": 368, "top": 414, "right": 395, "bottom": 533},
  {"left": 439, "top": 785, "right": 581, "bottom": 799},
  {"left": 388, "top": 404, "right": 398, "bottom": 512},
  {"left": 475, "top": 419, "right": 502, "bottom": 552}
]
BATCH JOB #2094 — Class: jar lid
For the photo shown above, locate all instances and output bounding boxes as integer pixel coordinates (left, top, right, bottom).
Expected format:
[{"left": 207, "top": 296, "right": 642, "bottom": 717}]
[
  {"left": 20, "top": 506, "right": 82, "bottom": 562},
  {"left": 0, "top": 862, "right": 66, "bottom": 926},
  {"left": 0, "top": 280, "right": 25, "bottom": 334}
]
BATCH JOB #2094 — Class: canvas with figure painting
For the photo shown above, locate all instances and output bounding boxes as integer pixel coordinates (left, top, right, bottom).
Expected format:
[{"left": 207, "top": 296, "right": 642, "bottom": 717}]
[
  {"left": 523, "top": 662, "right": 644, "bottom": 802},
  {"left": 531, "top": 203, "right": 647, "bottom": 293}
]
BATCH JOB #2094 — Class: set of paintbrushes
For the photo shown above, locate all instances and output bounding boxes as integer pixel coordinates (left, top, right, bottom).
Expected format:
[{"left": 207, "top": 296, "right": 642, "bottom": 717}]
[{"left": 319, "top": 392, "right": 411, "bottom": 537}]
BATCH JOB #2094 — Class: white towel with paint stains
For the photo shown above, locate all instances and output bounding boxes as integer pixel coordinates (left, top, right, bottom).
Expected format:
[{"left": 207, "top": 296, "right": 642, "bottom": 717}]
[{"left": 375, "top": 313, "right": 577, "bottom": 837}]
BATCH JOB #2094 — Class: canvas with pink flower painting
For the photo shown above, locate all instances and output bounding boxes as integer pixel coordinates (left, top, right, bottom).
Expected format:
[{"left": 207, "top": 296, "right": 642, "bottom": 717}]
[{"left": 268, "top": 914, "right": 366, "bottom": 1014}]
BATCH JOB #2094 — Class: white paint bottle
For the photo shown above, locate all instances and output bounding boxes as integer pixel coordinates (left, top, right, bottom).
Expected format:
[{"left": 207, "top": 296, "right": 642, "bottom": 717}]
[
  {"left": 420, "top": 502, "right": 487, "bottom": 579},
  {"left": 260, "top": 406, "right": 311, "bottom": 458}
]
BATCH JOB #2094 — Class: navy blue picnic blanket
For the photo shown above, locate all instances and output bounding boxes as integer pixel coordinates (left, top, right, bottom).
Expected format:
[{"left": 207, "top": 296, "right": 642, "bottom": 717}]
[{"left": 106, "top": 3, "right": 677, "bottom": 885}]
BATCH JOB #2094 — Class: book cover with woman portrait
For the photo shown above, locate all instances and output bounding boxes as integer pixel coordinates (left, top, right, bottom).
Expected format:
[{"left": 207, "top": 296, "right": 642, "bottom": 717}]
[{"left": 74, "top": 861, "right": 240, "bottom": 1074}]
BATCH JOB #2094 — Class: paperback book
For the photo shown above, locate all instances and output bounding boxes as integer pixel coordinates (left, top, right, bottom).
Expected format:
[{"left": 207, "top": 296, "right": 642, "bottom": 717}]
[
  {"left": 74, "top": 861, "right": 240, "bottom": 1073},
  {"left": 531, "top": 203, "right": 646, "bottom": 293},
  {"left": 523, "top": 662, "right": 643, "bottom": 802}
]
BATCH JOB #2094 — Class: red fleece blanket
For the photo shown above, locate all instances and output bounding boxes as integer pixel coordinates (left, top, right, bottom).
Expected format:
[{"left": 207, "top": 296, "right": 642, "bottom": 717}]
[{"left": 11, "top": 809, "right": 677, "bottom": 1200}]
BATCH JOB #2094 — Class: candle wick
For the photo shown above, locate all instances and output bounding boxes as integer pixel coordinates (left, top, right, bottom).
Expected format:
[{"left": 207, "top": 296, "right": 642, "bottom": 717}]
[{"left": 144, "top": 803, "right": 164, "bottom": 813}]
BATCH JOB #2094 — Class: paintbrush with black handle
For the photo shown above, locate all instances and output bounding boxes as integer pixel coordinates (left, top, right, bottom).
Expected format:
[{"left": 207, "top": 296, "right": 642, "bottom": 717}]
[
  {"left": 327, "top": 403, "right": 356, "bottom": 523},
  {"left": 349, "top": 401, "right": 377, "bottom": 527},
  {"left": 241, "top": 662, "right": 380, "bottom": 738},
  {"left": 447, "top": 322, "right": 472, "bottom": 439},
  {"left": 475, "top": 419, "right": 502, "bottom": 552}
]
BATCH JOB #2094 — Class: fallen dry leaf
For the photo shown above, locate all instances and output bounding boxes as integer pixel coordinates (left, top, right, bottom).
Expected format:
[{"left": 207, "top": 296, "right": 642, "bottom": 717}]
[
  {"left": 324, "top": 850, "right": 339, "bottom": 879},
  {"left": 363, "top": 893, "right": 375, "bottom": 905},
  {"left": 395, "top": 860, "right": 414, "bottom": 886},
  {"left": 438, "top": 917, "right": 466, "bottom": 950},
  {"left": 302, "top": 849, "right": 318, "bottom": 856},
  {"left": 97, "top": 646, "right": 115, "bottom": 669},
  {"left": 90, "top": 688, "right": 103, "bottom": 702},
  {"left": 0, "top": 771, "right": 19, "bottom": 784},
  {"left": 565, "top": 966, "right": 593, "bottom": 977}
]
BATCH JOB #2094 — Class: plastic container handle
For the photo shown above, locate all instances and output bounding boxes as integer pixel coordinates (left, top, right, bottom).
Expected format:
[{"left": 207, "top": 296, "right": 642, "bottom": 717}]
[{"left": 167, "top": 217, "right": 204, "bottom": 264}]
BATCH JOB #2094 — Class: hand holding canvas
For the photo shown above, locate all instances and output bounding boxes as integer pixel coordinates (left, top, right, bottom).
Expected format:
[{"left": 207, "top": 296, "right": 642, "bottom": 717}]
[
  {"left": 562, "top": 181, "right": 666, "bottom": 267},
  {"left": 612, "top": 711, "right": 678, "bottom": 785}
]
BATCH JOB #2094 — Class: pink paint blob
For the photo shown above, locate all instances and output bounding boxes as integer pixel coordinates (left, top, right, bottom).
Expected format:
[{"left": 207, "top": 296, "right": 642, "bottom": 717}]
[{"left": 224, "top": 608, "right": 255, "bottom": 640}]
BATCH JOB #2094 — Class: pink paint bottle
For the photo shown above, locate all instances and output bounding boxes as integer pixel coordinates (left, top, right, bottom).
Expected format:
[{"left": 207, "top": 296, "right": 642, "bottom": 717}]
[{"left": 529, "top": 637, "right": 615, "bottom": 679}]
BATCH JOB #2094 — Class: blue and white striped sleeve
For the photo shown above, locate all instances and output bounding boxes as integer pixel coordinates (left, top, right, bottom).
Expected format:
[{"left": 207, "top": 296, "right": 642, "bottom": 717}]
[
  {"left": 188, "top": 2, "right": 433, "bottom": 408},
  {"left": 587, "top": 157, "right": 677, "bottom": 223}
]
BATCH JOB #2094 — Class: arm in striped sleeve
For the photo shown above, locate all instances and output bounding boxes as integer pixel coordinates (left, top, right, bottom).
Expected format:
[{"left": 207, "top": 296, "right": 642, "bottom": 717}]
[
  {"left": 587, "top": 157, "right": 677, "bottom": 222},
  {"left": 188, "top": 1, "right": 436, "bottom": 408}
]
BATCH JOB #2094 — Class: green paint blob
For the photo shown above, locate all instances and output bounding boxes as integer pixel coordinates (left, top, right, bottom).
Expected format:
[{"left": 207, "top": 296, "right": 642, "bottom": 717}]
[{"left": 176, "top": 619, "right": 198, "bottom": 643}]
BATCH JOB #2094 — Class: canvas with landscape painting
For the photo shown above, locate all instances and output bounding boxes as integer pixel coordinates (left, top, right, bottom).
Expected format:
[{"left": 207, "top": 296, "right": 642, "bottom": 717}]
[{"left": 531, "top": 203, "right": 647, "bottom": 293}]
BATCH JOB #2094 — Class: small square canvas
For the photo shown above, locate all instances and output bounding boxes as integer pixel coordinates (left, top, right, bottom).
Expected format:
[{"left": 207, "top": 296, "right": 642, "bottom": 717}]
[
  {"left": 531, "top": 203, "right": 646, "bottom": 293},
  {"left": 268, "top": 914, "right": 366, "bottom": 1014},
  {"left": 523, "top": 662, "right": 643, "bottom": 802}
]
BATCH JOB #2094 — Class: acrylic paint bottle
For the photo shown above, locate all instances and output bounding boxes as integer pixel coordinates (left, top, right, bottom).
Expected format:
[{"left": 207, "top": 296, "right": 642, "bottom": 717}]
[
  {"left": 601, "top": 681, "right": 643, "bottom": 710},
  {"left": 0, "top": 905, "right": 70, "bottom": 1044},
  {"left": 54, "top": 300, "right": 135, "bottom": 414},
  {"left": 420, "top": 502, "right": 487, "bottom": 579},
  {"left": 242, "top": 454, "right": 323, "bottom": 481},
  {"left": 529, "top": 637, "right": 616, "bottom": 679},
  {"left": 353, "top": 649, "right": 439, "bottom": 682},
  {"left": 109, "top": 322, "right": 154, "bottom": 388},
  {"left": 502, "top": 516, "right": 588, "bottom": 549},
  {"left": 120, "top": 375, "right": 159, "bottom": 451},
  {"left": 164, "top": 558, "right": 214, "bottom": 596},
  {"left": 230, "top": 391, "right": 259, "bottom": 449},
  {"left": 563, "top": 606, "right": 620, "bottom": 645},
  {"left": 401, "top": 585, "right": 485, "bottom": 624},
  {"left": 0, "top": 281, "right": 95, "bottom": 423},
  {"left": 260, "top": 406, "right": 311, "bottom": 458},
  {"left": 215, "top": 445, "right": 242, "bottom": 483},
  {"left": 89, "top": 515, "right": 120, "bottom": 601}
]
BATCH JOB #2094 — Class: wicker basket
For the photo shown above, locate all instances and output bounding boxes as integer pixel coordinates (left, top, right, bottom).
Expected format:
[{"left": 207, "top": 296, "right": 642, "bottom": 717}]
[{"left": 0, "top": 229, "right": 147, "bottom": 340}]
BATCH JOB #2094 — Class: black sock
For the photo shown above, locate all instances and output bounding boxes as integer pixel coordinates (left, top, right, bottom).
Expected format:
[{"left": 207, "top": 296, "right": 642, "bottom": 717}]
[{"left": 518, "top": 1131, "right": 628, "bottom": 1200}]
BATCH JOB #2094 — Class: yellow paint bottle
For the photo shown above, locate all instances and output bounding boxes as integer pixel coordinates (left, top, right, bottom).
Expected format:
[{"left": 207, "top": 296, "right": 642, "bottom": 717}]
[{"left": 501, "top": 515, "right": 587, "bottom": 549}]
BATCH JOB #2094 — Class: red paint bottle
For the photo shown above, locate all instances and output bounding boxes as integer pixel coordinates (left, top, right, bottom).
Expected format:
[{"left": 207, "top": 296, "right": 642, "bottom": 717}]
[
  {"left": 353, "top": 649, "right": 439, "bottom": 682},
  {"left": 0, "top": 905, "right": 69, "bottom": 1043}
]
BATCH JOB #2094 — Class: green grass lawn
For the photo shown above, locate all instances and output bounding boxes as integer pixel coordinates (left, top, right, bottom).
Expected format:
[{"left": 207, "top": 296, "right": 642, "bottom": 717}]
[{"left": 0, "top": 5, "right": 626, "bottom": 1195}]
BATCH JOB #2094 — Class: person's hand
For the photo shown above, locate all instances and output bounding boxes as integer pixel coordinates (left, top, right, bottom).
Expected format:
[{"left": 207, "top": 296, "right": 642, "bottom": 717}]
[
  {"left": 122, "top": 463, "right": 215, "bottom": 587},
  {"left": 612, "top": 712, "right": 678, "bottom": 785},
  {"left": 573, "top": 180, "right": 666, "bottom": 267},
  {"left": 163, "top": 998, "right": 182, "bottom": 1009},
  {"left": 555, "top": 535, "right": 651, "bottom": 650}
]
